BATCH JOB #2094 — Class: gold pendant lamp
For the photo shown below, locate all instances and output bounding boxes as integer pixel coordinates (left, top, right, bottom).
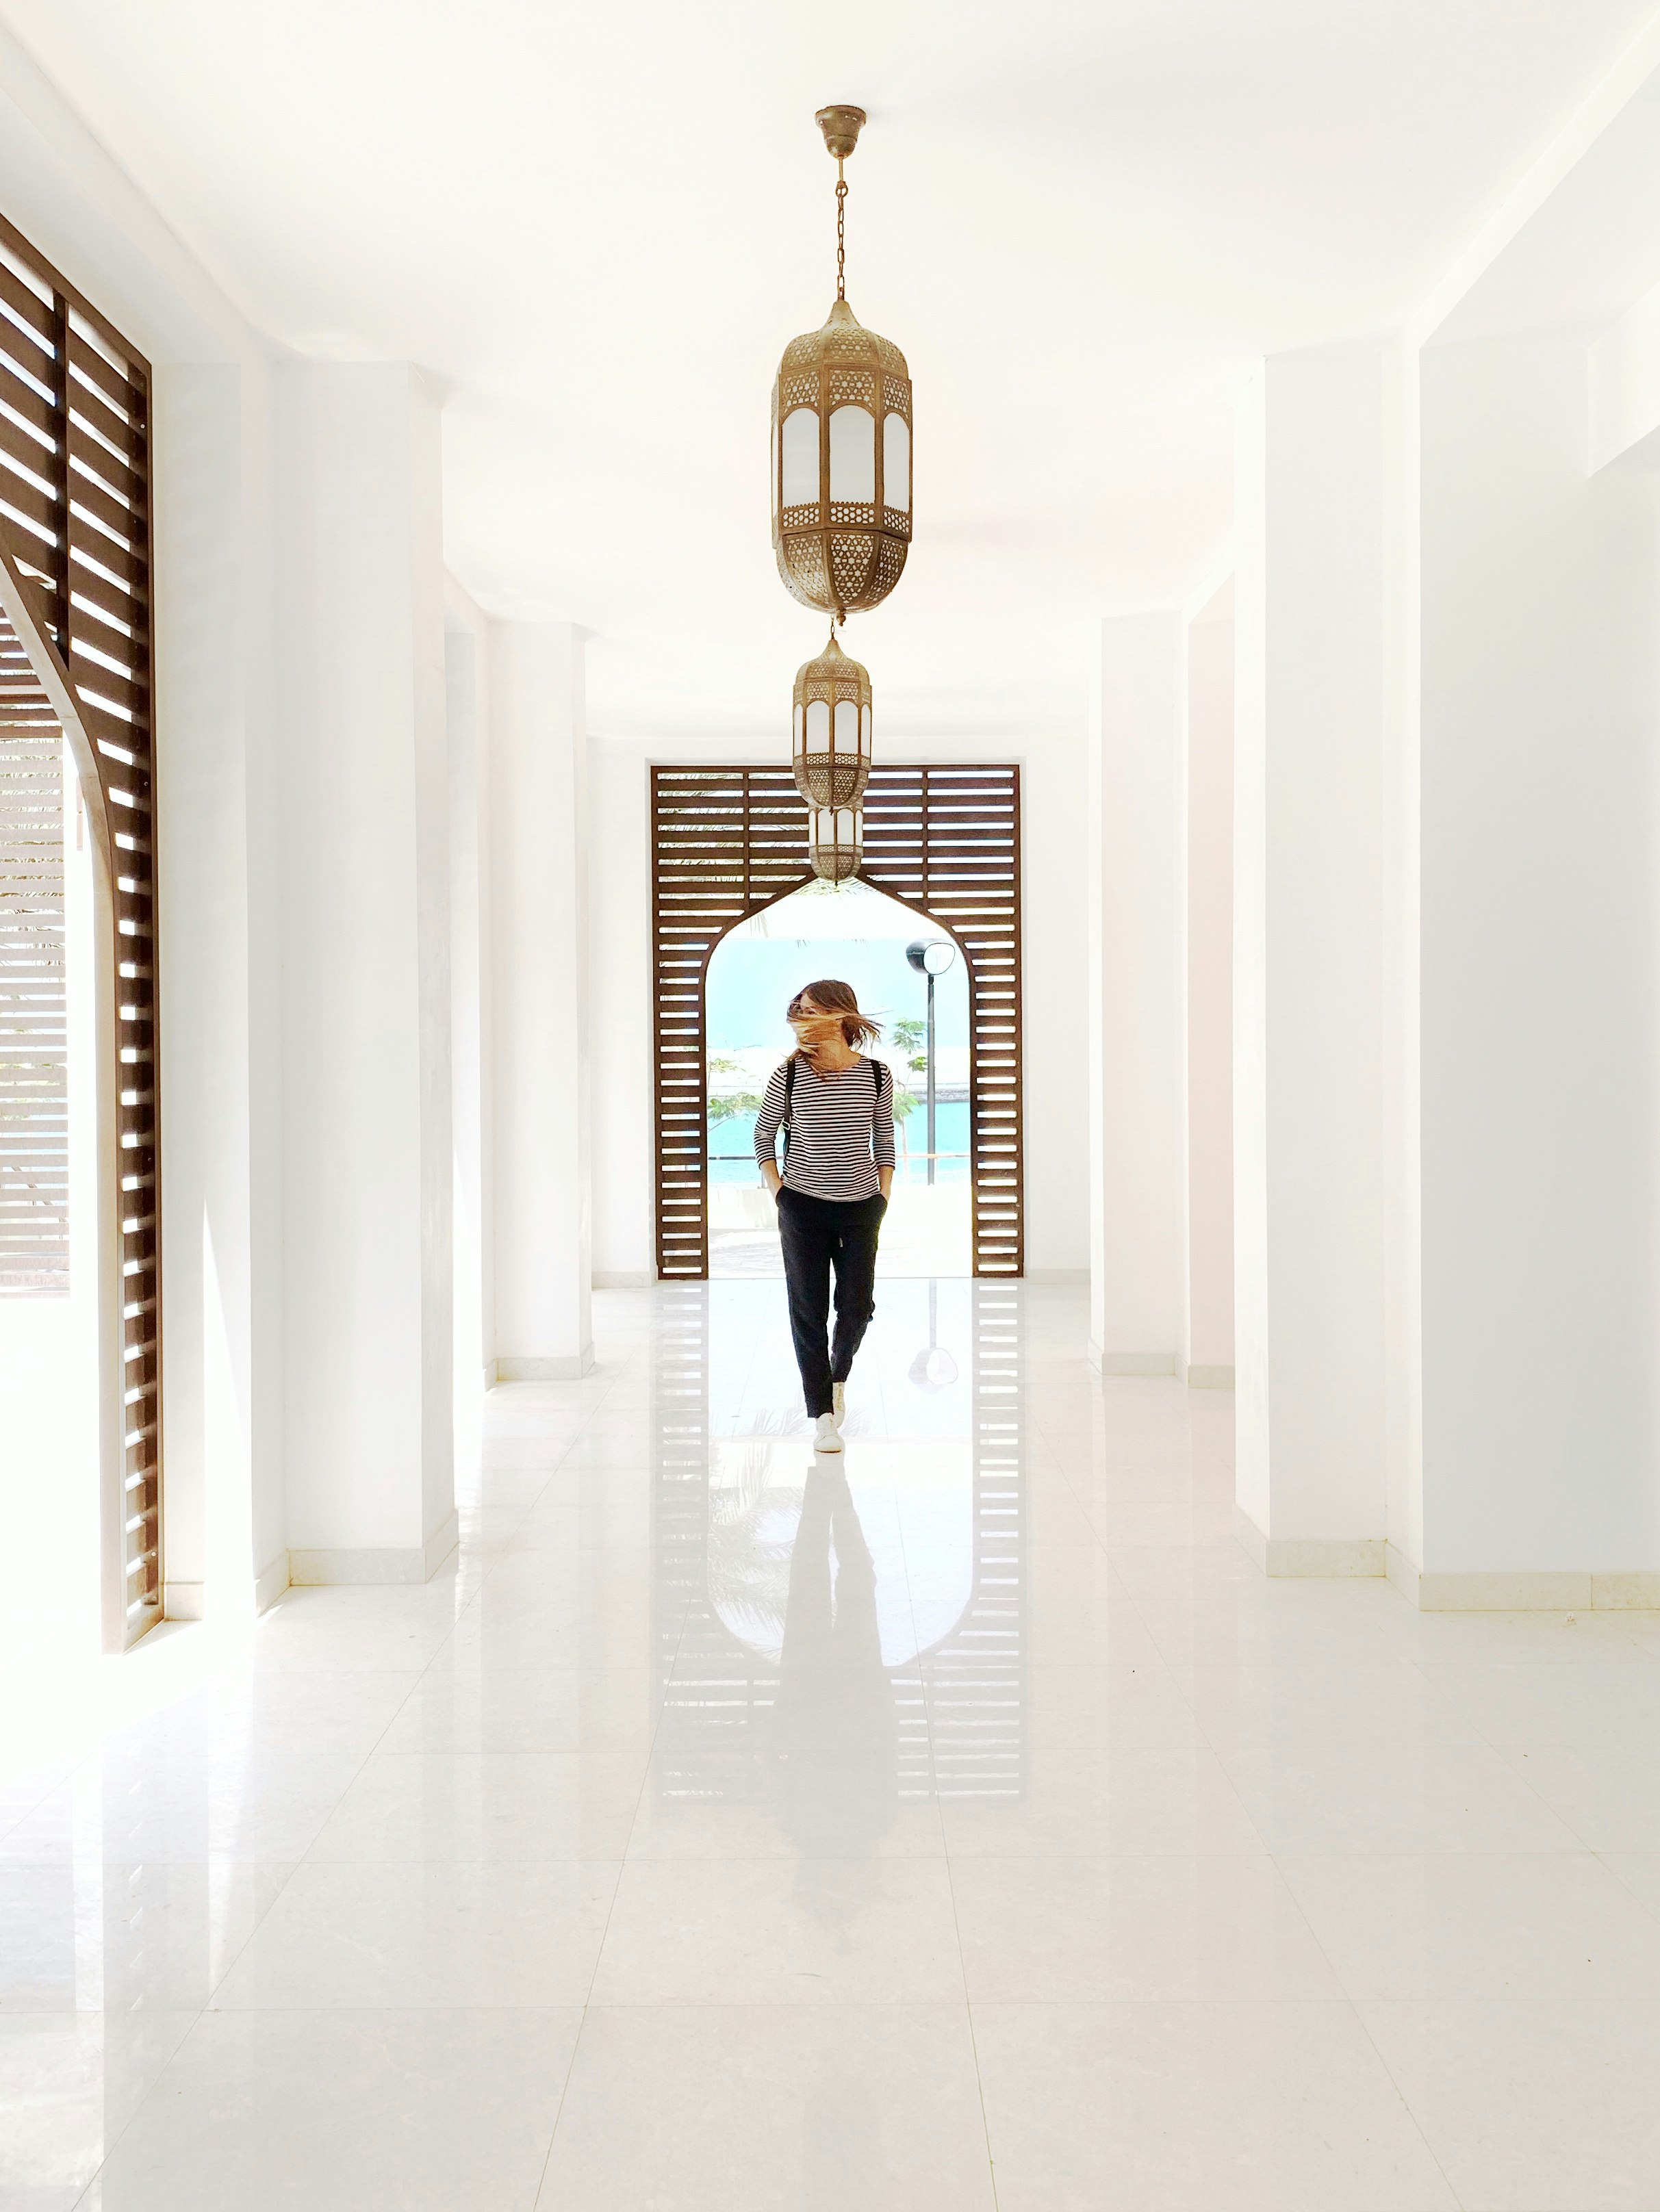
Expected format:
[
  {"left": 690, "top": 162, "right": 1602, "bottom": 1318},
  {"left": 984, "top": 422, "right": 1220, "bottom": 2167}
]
[
  {"left": 793, "top": 629, "right": 871, "bottom": 810},
  {"left": 808, "top": 804, "right": 864, "bottom": 884},
  {"left": 771, "top": 107, "right": 912, "bottom": 623}
]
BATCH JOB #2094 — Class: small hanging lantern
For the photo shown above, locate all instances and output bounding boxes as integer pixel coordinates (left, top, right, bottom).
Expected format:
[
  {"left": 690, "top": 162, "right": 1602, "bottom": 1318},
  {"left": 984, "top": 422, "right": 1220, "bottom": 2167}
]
[
  {"left": 808, "top": 803, "right": 864, "bottom": 884},
  {"left": 771, "top": 106, "right": 912, "bottom": 623},
  {"left": 793, "top": 630, "right": 871, "bottom": 808}
]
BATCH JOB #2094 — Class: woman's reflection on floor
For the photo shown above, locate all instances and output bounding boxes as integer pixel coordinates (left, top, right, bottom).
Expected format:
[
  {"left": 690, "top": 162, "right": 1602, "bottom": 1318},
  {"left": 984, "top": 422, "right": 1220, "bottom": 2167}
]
[{"left": 771, "top": 1463, "right": 899, "bottom": 1936}]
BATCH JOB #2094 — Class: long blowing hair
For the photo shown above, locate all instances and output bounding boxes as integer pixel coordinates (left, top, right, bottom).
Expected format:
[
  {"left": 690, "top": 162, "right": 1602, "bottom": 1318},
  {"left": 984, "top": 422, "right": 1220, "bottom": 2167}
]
[{"left": 787, "top": 977, "right": 882, "bottom": 1053}]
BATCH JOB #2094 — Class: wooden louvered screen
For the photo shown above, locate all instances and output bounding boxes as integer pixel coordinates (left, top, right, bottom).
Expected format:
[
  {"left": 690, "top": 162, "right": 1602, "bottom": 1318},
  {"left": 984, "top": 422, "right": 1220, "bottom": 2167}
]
[
  {"left": 0, "top": 214, "right": 159, "bottom": 1645},
  {"left": 651, "top": 763, "right": 1023, "bottom": 1278},
  {"left": 0, "top": 619, "right": 66, "bottom": 1289}
]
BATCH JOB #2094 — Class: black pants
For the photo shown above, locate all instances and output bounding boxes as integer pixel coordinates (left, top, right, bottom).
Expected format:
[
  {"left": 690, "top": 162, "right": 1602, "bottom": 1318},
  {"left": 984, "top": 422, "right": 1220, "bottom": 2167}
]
[{"left": 777, "top": 1187, "right": 886, "bottom": 1418}]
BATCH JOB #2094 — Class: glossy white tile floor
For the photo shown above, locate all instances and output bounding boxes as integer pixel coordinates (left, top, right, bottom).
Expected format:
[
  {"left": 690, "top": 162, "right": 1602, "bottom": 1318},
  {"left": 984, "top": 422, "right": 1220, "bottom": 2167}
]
[{"left": 6, "top": 1281, "right": 1660, "bottom": 2209}]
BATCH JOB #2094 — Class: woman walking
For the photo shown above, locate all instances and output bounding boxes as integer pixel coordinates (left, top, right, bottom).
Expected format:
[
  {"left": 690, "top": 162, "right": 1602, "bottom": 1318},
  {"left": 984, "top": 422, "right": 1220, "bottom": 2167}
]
[{"left": 754, "top": 980, "right": 895, "bottom": 1453}]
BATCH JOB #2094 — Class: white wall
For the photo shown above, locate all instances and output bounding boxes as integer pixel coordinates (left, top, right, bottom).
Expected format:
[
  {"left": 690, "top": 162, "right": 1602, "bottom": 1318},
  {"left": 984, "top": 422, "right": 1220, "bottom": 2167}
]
[
  {"left": 589, "top": 732, "right": 1090, "bottom": 1289},
  {"left": 1417, "top": 331, "right": 1660, "bottom": 1576}
]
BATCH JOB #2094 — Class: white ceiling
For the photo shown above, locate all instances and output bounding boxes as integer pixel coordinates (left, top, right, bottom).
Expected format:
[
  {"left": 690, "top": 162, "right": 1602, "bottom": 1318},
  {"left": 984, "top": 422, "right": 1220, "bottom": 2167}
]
[{"left": 0, "top": 0, "right": 1652, "bottom": 738}]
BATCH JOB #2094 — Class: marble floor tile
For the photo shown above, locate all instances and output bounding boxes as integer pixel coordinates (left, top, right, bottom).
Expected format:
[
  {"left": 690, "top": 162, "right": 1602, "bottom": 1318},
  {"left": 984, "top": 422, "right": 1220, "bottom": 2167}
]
[
  {"left": 1277, "top": 1849, "right": 1660, "bottom": 1998},
  {"left": 939, "top": 1740, "right": 1266, "bottom": 1857},
  {"left": 1497, "top": 1741, "right": 1660, "bottom": 1851},
  {"left": 85, "top": 2007, "right": 582, "bottom": 2212},
  {"left": 1216, "top": 1734, "right": 1583, "bottom": 1855},
  {"left": 0, "top": 2011, "right": 196, "bottom": 2198},
  {"left": 0, "top": 1860, "right": 292, "bottom": 2011},
  {"left": 209, "top": 1857, "right": 620, "bottom": 2008},
  {"left": 1361, "top": 1998, "right": 1660, "bottom": 2211},
  {"left": 305, "top": 1749, "right": 644, "bottom": 1861},
  {"left": 0, "top": 1751, "right": 366, "bottom": 1867},
  {"left": 952, "top": 1853, "right": 1344, "bottom": 2003},
  {"left": 537, "top": 2005, "right": 995, "bottom": 2211},
  {"left": 624, "top": 1756, "right": 946, "bottom": 1859},
  {"left": 589, "top": 1856, "right": 965, "bottom": 2005},
  {"left": 374, "top": 1664, "right": 659, "bottom": 1756},
  {"left": 973, "top": 2000, "right": 1457, "bottom": 2211}
]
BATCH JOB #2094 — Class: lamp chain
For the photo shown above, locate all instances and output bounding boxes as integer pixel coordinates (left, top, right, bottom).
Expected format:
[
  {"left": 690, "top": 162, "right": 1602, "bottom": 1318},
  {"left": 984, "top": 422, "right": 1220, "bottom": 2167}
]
[{"left": 835, "top": 157, "right": 847, "bottom": 302}]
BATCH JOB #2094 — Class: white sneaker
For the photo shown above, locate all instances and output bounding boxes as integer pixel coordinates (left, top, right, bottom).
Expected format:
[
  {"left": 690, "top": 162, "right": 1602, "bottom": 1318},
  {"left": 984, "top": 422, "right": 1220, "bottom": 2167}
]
[
  {"left": 832, "top": 1382, "right": 846, "bottom": 1426},
  {"left": 813, "top": 1411, "right": 843, "bottom": 1453}
]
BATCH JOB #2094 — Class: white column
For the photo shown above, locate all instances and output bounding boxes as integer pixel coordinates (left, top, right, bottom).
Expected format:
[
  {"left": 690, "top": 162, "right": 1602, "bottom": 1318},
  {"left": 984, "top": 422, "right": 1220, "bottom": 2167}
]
[
  {"left": 1233, "top": 345, "right": 1387, "bottom": 1572},
  {"left": 1411, "top": 328, "right": 1660, "bottom": 1602},
  {"left": 446, "top": 606, "right": 493, "bottom": 1411},
  {"left": 275, "top": 363, "right": 455, "bottom": 1582},
  {"left": 153, "top": 358, "right": 287, "bottom": 1618},
  {"left": 489, "top": 621, "right": 593, "bottom": 1379},
  {"left": 1087, "top": 612, "right": 1184, "bottom": 1373},
  {"left": 1182, "top": 588, "right": 1235, "bottom": 1388}
]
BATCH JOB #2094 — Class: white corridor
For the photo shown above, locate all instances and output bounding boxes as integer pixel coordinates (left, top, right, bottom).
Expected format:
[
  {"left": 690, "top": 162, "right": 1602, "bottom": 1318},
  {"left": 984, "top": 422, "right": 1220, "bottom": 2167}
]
[{"left": 7, "top": 1281, "right": 1660, "bottom": 2209}]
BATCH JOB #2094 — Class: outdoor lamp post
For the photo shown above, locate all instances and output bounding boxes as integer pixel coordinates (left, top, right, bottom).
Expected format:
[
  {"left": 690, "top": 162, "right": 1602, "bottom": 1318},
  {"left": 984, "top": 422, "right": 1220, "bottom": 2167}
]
[{"left": 905, "top": 937, "right": 956, "bottom": 1186}]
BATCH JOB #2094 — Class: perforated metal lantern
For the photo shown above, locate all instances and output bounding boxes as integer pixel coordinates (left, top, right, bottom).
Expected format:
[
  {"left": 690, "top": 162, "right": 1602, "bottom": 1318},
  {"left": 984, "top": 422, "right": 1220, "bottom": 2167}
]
[
  {"left": 808, "top": 803, "right": 863, "bottom": 883},
  {"left": 792, "top": 632, "right": 871, "bottom": 808},
  {"left": 770, "top": 107, "right": 912, "bottom": 623}
]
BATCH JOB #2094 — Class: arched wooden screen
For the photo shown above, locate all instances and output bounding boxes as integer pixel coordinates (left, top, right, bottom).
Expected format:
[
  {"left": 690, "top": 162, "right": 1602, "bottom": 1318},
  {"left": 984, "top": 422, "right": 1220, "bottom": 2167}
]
[
  {"left": 0, "top": 214, "right": 159, "bottom": 1646},
  {"left": 651, "top": 763, "right": 1022, "bottom": 1278}
]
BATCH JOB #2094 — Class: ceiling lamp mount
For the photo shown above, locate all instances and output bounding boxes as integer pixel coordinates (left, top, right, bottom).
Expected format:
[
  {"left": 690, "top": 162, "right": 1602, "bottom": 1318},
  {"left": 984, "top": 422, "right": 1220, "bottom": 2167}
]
[{"left": 815, "top": 105, "right": 866, "bottom": 160}]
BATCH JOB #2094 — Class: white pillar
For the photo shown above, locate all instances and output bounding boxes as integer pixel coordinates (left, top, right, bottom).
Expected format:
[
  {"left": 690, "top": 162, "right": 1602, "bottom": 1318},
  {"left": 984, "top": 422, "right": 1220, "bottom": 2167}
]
[
  {"left": 275, "top": 363, "right": 455, "bottom": 1582},
  {"left": 446, "top": 608, "right": 493, "bottom": 1412},
  {"left": 1182, "top": 587, "right": 1235, "bottom": 1388},
  {"left": 153, "top": 358, "right": 287, "bottom": 1618},
  {"left": 1088, "top": 612, "right": 1184, "bottom": 1374},
  {"left": 489, "top": 621, "right": 592, "bottom": 1379},
  {"left": 1233, "top": 346, "right": 1387, "bottom": 1571},
  {"left": 1410, "top": 328, "right": 1660, "bottom": 1602}
]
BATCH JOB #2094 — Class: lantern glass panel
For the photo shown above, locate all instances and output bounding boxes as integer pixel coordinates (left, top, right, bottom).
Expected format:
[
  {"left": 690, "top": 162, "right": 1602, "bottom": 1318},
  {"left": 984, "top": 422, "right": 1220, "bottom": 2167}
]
[
  {"left": 860, "top": 704, "right": 871, "bottom": 751},
  {"left": 834, "top": 699, "right": 858, "bottom": 754},
  {"left": 781, "top": 408, "right": 819, "bottom": 506},
  {"left": 806, "top": 698, "right": 830, "bottom": 746},
  {"left": 829, "top": 405, "right": 876, "bottom": 502},
  {"left": 884, "top": 413, "right": 910, "bottom": 511}
]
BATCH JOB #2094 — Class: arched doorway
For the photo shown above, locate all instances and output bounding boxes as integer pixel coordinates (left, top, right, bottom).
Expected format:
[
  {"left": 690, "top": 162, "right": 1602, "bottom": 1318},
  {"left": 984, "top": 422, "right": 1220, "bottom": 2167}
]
[
  {"left": 704, "top": 875, "right": 972, "bottom": 1276},
  {"left": 650, "top": 764, "right": 1023, "bottom": 1278},
  {"left": 0, "top": 217, "right": 160, "bottom": 1649}
]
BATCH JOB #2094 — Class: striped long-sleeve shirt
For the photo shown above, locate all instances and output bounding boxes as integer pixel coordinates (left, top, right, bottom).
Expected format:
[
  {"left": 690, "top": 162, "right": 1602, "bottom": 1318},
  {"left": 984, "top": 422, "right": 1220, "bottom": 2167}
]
[{"left": 754, "top": 1055, "right": 896, "bottom": 1201}]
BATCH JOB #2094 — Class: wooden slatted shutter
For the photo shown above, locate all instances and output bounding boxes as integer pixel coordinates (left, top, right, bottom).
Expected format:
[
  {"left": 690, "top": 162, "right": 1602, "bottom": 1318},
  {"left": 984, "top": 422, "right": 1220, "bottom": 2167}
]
[
  {"left": 650, "top": 763, "right": 1023, "bottom": 1278},
  {"left": 0, "top": 214, "right": 160, "bottom": 1646},
  {"left": 0, "top": 615, "right": 66, "bottom": 1288}
]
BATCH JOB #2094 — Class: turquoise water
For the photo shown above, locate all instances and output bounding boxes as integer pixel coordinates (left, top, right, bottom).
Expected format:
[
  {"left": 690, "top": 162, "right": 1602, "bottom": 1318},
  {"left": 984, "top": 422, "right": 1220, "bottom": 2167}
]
[{"left": 710, "top": 1099, "right": 971, "bottom": 1185}]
